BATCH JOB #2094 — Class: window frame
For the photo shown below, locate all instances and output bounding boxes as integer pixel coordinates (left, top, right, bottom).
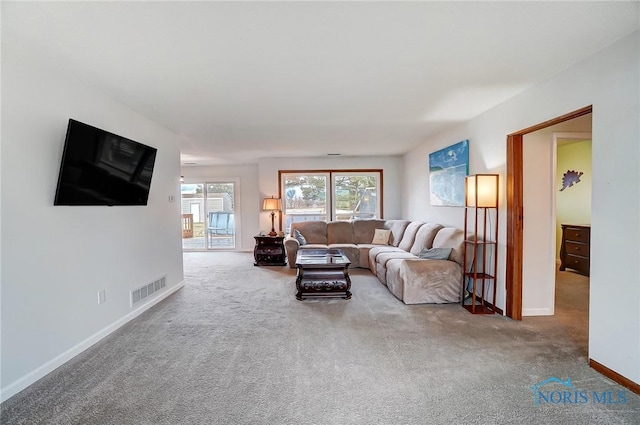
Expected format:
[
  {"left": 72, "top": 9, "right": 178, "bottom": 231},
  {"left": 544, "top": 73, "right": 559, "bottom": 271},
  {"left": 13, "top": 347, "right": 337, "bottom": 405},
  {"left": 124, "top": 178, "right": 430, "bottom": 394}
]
[
  {"left": 331, "top": 171, "right": 382, "bottom": 221},
  {"left": 278, "top": 169, "right": 384, "bottom": 231}
]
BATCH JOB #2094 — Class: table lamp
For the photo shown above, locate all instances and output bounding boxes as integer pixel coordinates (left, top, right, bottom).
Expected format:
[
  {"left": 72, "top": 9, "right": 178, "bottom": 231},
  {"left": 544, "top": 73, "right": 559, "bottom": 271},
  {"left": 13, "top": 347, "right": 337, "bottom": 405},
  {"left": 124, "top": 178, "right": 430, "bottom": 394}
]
[{"left": 263, "top": 196, "right": 282, "bottom": 236}]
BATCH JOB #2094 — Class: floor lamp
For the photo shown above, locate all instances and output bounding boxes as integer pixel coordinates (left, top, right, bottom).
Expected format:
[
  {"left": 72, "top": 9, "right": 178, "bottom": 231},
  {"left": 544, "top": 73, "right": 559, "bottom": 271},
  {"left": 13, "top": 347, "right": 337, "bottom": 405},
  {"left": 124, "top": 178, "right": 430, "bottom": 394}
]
[{"left": 462, "top": 174, "right": 499, "bottom": 314}]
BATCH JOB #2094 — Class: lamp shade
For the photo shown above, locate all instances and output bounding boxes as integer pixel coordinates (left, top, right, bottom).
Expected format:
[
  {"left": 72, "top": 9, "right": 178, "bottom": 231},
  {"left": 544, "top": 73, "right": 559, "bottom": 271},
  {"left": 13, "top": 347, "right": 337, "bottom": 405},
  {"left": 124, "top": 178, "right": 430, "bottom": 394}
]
[
  {"left": 465, "top": 174, "right": 498, "bottom": 208},
  {"left": 262, "top": 197, "right": 281, "bottom": 211}
]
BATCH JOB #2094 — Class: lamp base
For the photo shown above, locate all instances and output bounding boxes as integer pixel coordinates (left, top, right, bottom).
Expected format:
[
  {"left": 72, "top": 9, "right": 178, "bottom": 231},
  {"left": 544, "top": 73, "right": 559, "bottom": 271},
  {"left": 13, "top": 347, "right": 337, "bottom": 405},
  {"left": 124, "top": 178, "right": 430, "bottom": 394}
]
[{"left": 269, "top": 211, "right": 277, "bottom": 237}]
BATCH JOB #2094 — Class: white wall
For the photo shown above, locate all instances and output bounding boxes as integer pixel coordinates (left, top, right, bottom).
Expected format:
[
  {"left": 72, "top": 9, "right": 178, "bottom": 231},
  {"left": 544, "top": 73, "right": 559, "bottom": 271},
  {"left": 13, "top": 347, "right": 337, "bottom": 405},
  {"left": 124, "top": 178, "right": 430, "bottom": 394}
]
[
  {"left": 404, "top": 31, "right": 639, "bottom": 384},
  {"left": 1, "top": 45, "right": 184, "bottom": 400},
  {"left": 180, "top": 165, "right": 260, "bottom": 251},
  {"left": 258, "top": 155, "right": 405, "bottom": 233}
]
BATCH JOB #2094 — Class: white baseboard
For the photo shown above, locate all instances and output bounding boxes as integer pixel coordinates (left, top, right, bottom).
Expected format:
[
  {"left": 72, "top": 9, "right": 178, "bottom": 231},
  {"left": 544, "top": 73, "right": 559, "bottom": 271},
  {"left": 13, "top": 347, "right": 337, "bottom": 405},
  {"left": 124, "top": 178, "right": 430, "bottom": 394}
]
[
  {"left": 0, "top": 281, "right": 185, "bottom": 403},
  {"left": 522, "top": 307, "right": 554, "bottom": 316}
]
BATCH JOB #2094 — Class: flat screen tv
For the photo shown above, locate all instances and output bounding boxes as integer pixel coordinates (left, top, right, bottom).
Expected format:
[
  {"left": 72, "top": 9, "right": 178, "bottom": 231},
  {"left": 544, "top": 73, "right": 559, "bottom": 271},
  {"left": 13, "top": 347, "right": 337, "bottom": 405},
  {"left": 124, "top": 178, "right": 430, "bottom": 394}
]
[{"left": 54, "top": 119, "right": 157, "bottom": 206}]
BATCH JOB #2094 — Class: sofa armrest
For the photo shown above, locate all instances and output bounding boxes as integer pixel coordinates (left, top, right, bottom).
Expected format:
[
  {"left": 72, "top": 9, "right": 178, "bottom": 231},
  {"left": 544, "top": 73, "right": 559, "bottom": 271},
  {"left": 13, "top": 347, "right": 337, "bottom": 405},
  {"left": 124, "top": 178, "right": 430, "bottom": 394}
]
[
  {"left": 284, "top": 237, "right": 300, "bottom": 268},
  {"left": 400, "top": 259, "right": 462, "bottom": 304}
]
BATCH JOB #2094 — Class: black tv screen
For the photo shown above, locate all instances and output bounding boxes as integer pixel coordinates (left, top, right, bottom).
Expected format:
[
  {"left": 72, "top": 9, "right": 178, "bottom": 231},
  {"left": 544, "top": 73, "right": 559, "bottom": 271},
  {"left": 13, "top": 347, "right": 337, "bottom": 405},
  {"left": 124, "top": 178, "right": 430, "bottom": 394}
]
[{"left": 54, "top": 119, "right": 157, "bottom": 206}]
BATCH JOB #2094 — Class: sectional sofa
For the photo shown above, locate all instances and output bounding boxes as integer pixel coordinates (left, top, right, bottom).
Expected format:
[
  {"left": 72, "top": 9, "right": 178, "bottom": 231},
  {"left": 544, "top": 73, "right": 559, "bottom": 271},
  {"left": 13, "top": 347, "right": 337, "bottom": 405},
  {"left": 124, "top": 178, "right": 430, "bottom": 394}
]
[{"left": 284, "top": 219, "right": 465, "bottom": 304}]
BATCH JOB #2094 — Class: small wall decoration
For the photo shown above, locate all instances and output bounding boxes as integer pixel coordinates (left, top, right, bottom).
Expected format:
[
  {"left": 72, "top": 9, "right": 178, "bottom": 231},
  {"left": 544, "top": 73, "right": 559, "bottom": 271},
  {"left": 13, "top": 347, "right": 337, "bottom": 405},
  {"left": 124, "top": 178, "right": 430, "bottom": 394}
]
[
  {"left": 429, "top": 140, "right": 469, "bottom": 206},
  {"left": 560, "top": 170, "right": 584, "bottom": 191}
]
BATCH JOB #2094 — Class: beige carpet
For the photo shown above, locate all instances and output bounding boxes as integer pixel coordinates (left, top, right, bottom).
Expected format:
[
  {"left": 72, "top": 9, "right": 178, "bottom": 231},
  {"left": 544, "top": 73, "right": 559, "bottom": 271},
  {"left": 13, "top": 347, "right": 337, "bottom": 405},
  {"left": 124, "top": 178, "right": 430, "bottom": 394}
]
[{"left": 1, "top": 252, "right": 637, "bottom": 424}]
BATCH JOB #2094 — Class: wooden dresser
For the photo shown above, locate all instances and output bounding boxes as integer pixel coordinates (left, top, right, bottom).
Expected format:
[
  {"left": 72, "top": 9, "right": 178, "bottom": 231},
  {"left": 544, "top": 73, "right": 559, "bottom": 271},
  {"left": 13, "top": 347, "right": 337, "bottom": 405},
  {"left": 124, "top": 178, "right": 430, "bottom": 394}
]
[{"left": 559, "top": 224, "right": 590, "bottom": 277}]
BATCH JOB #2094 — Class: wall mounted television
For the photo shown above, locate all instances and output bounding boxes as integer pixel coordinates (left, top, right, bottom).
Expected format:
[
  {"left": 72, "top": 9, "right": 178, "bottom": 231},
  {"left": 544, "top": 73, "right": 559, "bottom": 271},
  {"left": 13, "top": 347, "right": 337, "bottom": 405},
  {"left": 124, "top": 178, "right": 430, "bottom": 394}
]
[{"left": 54, "top": 119, "right": 157, "bottom": 206}]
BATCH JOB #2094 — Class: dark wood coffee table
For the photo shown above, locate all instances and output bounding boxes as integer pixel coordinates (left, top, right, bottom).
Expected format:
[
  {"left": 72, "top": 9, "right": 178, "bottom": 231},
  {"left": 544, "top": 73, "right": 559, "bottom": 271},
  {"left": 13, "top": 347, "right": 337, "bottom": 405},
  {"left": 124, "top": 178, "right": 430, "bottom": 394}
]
[{"left": 295, "top": 248, "right": 352, "bottom": 300}]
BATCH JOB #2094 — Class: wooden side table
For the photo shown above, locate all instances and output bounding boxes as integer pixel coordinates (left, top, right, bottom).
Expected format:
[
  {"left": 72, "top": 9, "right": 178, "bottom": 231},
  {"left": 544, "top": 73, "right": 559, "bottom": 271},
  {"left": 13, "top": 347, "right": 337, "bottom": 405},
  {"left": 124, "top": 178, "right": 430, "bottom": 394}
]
[{"left": 253, "top": 235, "right": 286, "bottom": 266}]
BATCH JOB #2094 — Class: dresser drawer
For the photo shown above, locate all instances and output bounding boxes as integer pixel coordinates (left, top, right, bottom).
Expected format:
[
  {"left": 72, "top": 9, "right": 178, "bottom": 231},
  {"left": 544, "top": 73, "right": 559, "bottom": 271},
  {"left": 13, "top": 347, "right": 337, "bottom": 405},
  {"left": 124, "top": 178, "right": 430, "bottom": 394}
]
[
  {"left": 563, "top": 226, "right": 590, "bottom": 243},
  {"left": 564, "top": 241, "right": 590, "bottom": 257},
  {"left": 565, "top": 254, "right": 590, "bottom": 275},
  {"left": 560, "top": 224, "right": 590, "bottom": 277}
]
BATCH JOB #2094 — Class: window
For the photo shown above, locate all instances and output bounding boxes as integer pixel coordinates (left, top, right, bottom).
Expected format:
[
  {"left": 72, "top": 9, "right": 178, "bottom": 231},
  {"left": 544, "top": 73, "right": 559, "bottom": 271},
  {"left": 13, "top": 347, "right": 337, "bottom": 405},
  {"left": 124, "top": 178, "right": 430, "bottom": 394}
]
[
  {"left": 281, "top": 172, "right": 329, "bottom": 230},
  {"left": 280, "top": 170, "right": 382, "bottom": 232},
  {"left": 332, "top": 172, "right": 380, "bottom": 221}
]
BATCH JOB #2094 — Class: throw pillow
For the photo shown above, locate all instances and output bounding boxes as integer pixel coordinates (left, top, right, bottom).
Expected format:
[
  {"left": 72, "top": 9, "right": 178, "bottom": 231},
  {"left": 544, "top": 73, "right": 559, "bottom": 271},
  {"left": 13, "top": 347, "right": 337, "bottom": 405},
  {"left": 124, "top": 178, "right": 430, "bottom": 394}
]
[
  {"left": 418, "top": 247, "right": 452, "bottom": 260},
  {"left": 371, "top": 229, "right": 392, "bottom": 245},
  {"left": 293, "top": 229, "right": 307, "bottom": 245}
]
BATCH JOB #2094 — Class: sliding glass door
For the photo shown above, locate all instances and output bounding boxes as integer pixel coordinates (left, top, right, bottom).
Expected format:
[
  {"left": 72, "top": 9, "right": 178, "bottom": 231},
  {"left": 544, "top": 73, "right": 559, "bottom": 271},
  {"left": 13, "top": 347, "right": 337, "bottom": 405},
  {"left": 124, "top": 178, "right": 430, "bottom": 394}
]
[{"left": 181, "top": 181, "right": 236, "bottom": 250}]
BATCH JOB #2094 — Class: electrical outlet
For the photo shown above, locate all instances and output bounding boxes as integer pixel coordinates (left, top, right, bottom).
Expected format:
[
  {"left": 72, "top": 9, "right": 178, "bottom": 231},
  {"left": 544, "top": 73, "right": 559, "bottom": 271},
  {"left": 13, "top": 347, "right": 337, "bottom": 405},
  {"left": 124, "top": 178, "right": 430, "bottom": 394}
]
[{"left": 98, "top": 290, "right": 106, "bottom": 304}]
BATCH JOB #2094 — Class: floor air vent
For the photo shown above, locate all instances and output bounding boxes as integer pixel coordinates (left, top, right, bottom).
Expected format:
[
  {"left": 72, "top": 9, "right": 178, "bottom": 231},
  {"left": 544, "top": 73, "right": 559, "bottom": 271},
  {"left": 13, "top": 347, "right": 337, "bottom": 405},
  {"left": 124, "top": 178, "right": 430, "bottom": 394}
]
[{"left": 131, "top": 276, "right": 166, "bottom": 307}]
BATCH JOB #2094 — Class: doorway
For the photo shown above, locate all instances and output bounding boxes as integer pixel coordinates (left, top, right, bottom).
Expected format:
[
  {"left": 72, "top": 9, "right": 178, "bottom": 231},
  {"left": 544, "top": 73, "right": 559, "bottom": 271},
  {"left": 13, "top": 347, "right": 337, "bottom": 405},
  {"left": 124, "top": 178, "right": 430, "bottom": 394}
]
[
  {"left": 554, "top": 133, "right": 592, "bottom": 355},
  {"left": 505, "top": 105, "right": 592, "bottom": 320},
  {"left": 181, "top": 181, "right": 238, "bottom": 250}
]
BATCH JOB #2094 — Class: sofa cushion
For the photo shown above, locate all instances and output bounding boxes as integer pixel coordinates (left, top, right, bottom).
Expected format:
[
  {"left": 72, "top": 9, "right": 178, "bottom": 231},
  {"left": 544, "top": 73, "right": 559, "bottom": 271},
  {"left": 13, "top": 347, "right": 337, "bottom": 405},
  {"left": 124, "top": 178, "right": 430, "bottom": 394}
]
[
  {"left": 352, "top": 219, "right": 386, "bottom": 244},
  {"left": 375, "top": 262, "right": 388, "bottom": 284},
  {"left": 374, "top": 251, "right": 417, "bottom": 282},
  {"left": 291, "top": 221, "right": 328, "bottom": 244},
  {"left": 376, "top": 251, "right": 417, "bottom": 268},
  {"left": 327, "top": 221, "right": 355, "bottom": 244},
  {"left": 432, "top": 227, "right": 465, "bottom": 266},
  {"left": 299, "top": 244, "right": 330, "bottom": 250},
  {"left": 385, "top": 259, "right": 406, "bottom": 301},
  {"left": 357, "top": 245, "right": 377, "bottom": 269},
  {"left": 328, "top": 243, "right": 359, "bottom": 265},
  {"left": 383, "top": 220, "right": 411, "bottom": 247},
  {"left": 397, "top": 221, "right": 424, "bottom": 251},
  {"left": 409, "top": 223, "right": 444, "bottom": 256},
  {"left": 368, "top": 246, "right": 404, "bottom": 274}
]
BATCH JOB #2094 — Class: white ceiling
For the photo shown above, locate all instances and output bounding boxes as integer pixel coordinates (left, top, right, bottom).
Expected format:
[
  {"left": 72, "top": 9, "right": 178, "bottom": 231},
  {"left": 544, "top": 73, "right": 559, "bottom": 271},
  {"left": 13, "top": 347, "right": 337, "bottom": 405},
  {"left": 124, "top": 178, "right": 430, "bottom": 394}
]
[{"left": 3, "top": 1, "right": 639, "bottom": 166}]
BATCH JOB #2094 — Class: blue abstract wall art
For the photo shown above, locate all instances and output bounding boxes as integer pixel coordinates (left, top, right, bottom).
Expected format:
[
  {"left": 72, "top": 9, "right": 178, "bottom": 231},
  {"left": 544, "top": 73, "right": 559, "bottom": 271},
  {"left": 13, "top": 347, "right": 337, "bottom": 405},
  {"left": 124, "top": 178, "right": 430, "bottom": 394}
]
[{"left": 429, "top": 140, "right": 469, "bottom": 206}]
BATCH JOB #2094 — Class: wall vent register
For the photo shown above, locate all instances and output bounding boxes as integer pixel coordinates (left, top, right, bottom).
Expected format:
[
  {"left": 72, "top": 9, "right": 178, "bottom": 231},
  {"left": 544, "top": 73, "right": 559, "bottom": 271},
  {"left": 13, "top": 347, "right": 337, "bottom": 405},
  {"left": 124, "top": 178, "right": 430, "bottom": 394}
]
[{"left": 131, "top": 276, "right": 166, "bottom": 307}]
